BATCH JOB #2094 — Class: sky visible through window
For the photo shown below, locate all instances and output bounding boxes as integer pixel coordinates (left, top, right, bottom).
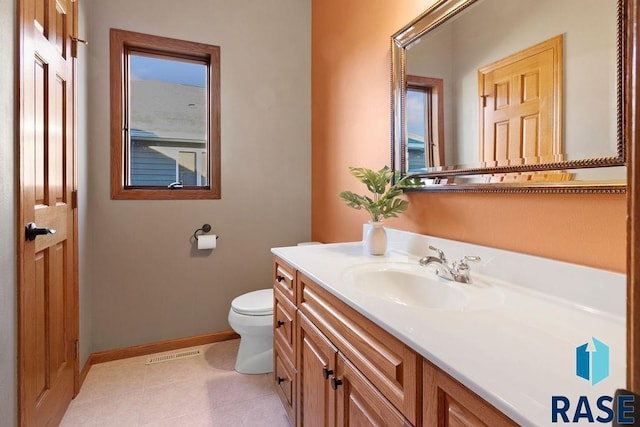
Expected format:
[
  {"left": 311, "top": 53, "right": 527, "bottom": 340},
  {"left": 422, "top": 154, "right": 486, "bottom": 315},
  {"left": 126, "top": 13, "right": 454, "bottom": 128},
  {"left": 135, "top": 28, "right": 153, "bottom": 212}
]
[
  {"left": 406, "top": 89, "right": 425, "bottom": 137},
  {"left": 130, "top": 54, "right": 206, "bottom": 87}
]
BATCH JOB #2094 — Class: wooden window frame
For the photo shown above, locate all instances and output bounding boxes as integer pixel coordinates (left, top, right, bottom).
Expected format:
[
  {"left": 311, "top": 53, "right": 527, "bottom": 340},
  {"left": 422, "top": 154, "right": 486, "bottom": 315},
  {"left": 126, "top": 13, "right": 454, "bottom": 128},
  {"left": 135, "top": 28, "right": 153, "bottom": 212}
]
[
  {"left": 406, "top": 75, "right": 445, "bottom": 168},
  {"left": 110, "top": 28, "right": 221, "bottom": 200}
]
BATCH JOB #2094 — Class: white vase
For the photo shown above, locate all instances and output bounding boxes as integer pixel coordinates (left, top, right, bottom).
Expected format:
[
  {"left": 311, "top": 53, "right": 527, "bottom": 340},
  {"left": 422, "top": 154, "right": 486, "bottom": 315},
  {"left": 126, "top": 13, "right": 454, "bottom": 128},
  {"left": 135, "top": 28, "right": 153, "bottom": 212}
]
[{"left": 365, "top": 221, "right": 387, "bottom": 255}]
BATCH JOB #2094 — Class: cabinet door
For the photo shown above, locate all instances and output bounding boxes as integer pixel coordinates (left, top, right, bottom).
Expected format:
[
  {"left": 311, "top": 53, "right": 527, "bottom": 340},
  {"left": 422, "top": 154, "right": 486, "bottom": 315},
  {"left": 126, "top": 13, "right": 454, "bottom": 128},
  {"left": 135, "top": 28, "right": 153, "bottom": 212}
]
[
  {"left": 423, "top": 360, "right": 517, "bottom": 427},
  {"left": 334, "top": 353, "right": 412, "bottom": 427},
  {"left": 298, "top": 312, "right": 337, "bottom": 427}
]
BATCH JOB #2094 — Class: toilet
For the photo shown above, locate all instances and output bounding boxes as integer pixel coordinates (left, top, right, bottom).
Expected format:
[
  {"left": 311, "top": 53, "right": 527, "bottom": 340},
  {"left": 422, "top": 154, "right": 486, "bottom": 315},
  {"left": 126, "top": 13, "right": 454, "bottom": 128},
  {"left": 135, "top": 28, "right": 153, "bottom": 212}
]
[
  {"left": 228, "top": 288, "right": 274, "bottom": 374},
  {"left": 228, "top": 243, "right": 321, "bottom": 374}
]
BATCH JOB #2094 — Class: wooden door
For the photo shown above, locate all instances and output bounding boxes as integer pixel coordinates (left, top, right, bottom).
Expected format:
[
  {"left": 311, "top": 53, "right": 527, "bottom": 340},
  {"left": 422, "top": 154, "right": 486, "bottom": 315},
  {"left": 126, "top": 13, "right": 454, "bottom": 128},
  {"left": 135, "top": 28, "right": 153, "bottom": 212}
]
[
  {"left": 334, "top": 354, "right": 411, "bottom": 427},
  {"left": 298, "top": 313, "right": 337, "bottom": 427},
  {"left": 18, "top": 0, "right": 79, "bottom": 425},
  {"left": 479, "top": 35, "right": 563, "bottom": 167}
]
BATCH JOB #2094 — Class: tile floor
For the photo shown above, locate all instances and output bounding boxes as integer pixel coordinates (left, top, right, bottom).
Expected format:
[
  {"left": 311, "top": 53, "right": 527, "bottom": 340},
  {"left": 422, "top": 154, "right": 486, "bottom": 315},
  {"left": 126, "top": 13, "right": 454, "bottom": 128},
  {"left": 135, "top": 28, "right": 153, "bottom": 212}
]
[{"left": 60, "top": 339, "right": 291, "bottom": 427}]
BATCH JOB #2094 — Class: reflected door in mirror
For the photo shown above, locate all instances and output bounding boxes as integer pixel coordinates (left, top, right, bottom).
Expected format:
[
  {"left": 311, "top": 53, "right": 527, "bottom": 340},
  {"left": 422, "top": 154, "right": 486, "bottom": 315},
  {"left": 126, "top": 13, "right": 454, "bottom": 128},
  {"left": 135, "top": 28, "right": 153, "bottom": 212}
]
[{"left": 479, "top": 35, "right": 563, "bottom": 168}]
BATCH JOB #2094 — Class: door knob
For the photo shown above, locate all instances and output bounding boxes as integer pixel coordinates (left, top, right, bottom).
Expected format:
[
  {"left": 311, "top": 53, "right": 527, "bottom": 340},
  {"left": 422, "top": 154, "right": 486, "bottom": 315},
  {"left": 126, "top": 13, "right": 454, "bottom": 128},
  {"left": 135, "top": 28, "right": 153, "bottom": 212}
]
[{"left": 25, "top": 223, "right": 56, "bottom": 241}]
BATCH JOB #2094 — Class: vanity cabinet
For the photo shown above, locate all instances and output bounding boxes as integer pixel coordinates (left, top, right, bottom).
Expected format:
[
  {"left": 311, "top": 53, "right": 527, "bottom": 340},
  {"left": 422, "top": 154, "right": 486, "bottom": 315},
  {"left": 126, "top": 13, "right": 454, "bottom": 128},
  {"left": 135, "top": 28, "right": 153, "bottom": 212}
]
[{"left": 272, "top": 257, "right": 517, "bottom": 426}]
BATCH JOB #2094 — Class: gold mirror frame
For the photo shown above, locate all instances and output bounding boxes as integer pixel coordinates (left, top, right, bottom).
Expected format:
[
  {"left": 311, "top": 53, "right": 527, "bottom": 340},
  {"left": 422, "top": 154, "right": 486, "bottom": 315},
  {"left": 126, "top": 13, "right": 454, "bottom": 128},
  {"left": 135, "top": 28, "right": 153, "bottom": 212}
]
[{"left": 391, "top": 0, "right": 627, "bottom": 193}]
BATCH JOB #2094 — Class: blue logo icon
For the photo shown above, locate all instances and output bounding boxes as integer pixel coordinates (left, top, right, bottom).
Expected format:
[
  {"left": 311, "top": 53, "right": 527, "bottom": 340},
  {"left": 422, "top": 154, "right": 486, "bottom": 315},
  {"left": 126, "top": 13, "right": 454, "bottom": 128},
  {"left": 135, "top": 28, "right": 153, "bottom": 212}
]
[{"left": 576, "top": 337, "right": 609, "bottom": 385}]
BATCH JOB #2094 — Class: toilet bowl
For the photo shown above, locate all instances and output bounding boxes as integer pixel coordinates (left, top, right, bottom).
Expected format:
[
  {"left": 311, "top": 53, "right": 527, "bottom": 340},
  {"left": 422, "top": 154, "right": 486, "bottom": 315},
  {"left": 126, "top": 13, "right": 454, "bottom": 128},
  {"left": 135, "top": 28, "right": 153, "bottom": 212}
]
[{"left": 228, "top": 288, "right": 274, "bottom": 374}]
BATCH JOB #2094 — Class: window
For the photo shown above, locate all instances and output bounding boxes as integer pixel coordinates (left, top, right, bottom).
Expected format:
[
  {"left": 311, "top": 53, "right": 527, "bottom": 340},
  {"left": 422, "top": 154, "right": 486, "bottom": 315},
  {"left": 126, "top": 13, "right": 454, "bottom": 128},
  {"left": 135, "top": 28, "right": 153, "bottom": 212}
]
[
  {"left": 110, "top": 29, "right": 221, "bottom": 199},
  {"left": 406, "top": 75, "right": 444, "bottom": 172}
]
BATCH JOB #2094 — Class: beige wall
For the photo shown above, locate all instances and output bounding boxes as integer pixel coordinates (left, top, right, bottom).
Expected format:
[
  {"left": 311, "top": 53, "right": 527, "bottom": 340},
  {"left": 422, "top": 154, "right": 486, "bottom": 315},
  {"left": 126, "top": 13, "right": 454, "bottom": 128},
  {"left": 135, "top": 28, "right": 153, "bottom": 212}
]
[
  {"left": 0, "top": 0, "right": 17, "bottom": 424},
  {"left": 84, "top": 0, "right": 311, "bottom": 352},
  {"left": 311, "top": 0, "right": 626, "bottom": 273}
]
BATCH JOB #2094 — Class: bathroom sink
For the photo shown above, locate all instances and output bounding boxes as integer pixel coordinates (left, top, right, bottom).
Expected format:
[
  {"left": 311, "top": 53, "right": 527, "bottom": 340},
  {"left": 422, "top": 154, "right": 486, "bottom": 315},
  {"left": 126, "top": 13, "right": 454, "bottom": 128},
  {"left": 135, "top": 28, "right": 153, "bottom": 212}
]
[
  {"left": 341, "top": 262, "right": 505, "bottom": 311},
  {"left": 342, "top": 262, "right": 469, "bottom": 310}
]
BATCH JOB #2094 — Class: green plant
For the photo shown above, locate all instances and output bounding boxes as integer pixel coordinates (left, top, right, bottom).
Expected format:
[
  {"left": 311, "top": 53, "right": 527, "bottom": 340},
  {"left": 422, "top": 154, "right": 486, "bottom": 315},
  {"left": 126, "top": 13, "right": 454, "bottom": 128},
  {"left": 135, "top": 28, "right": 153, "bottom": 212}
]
[{"left": 339, "top": 166, "right": 424, "bottom": 222}]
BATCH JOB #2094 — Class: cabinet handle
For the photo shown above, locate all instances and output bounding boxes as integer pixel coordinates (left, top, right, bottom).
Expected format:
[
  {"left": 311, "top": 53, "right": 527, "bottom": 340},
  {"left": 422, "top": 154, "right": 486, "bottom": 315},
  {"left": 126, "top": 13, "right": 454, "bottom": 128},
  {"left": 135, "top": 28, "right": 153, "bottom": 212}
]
[
  {"left": 322, "top": 367, "right": 334, "bottom": 379},
  {"left": 277, "top": 320, "right": 285, "bottom": 327},
  {"left": 277, "top": 376, "right": 286, "bottom": 384},
  {"left": 330, "top": 377, "right": 343, "bottom": 390},
  {"left": 276, "top": 275, "right": 286, "bottom": 283}
]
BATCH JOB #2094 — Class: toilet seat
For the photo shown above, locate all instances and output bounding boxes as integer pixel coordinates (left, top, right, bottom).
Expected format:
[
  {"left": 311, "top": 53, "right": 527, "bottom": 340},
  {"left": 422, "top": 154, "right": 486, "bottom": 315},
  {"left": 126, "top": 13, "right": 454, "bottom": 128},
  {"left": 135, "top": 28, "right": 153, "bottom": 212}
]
[{"left": 231, "top": 289, "right": 273, "bottom": 316}]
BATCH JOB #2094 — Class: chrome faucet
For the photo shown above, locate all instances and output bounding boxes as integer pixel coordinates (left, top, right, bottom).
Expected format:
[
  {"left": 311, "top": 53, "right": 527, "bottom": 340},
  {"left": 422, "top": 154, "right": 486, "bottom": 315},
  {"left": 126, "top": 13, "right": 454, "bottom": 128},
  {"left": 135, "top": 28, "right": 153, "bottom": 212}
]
[{"left": 419, "top": 245, "right": 481, "bottom": 284}]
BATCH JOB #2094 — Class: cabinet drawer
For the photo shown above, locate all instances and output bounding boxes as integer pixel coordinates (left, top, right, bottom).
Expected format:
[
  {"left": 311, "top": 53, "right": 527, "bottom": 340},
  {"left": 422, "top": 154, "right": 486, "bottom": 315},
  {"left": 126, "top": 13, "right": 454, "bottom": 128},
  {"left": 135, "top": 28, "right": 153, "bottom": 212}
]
[
  {"left": 274, "top": 286, "right": 296, "bottom": 362},
  {"left": 273, "top": 257, "right": 296, "bottom": 302},
  {"left": 274, "top": 345, "right": 296, "bottom": 422},
  {"left": 298, "top": 273, "right": 420, "bottom": 425}
]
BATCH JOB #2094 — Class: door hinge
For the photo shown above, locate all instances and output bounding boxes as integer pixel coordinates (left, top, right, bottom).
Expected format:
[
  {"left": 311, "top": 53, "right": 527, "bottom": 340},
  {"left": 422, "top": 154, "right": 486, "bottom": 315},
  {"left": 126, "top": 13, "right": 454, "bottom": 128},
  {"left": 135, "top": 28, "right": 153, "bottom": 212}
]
[
  {"left": 74, "top": 340, "right": 79, "bottom": 360},
  {"left": 480, "top": 94, "right": 488, "bottom": 108},
  {"left": 71, "top": 190, "right": 78, "bottom": 209}
]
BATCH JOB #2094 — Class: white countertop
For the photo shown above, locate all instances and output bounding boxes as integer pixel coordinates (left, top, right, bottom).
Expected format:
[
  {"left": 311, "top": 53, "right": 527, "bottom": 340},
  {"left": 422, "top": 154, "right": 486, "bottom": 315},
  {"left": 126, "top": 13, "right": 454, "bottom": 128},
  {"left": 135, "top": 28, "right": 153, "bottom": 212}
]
[{"left": 272, "top": 230, "right": 626, "bottom": 427}]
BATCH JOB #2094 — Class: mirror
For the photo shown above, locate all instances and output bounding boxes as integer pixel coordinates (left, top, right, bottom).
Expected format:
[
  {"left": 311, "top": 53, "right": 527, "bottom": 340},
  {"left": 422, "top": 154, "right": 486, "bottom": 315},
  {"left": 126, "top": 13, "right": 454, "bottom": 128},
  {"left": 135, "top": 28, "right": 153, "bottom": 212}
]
[{"left": 391, "top": 0, "right": 627, "bottom": 192}]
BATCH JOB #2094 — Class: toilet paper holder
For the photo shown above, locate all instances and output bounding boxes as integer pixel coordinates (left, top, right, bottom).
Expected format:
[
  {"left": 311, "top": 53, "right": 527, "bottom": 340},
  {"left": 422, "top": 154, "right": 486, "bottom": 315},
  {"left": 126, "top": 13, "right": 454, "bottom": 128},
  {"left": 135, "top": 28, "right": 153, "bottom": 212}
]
[{"left": 193, "top": 224, "right": 219, "bottom": 241}]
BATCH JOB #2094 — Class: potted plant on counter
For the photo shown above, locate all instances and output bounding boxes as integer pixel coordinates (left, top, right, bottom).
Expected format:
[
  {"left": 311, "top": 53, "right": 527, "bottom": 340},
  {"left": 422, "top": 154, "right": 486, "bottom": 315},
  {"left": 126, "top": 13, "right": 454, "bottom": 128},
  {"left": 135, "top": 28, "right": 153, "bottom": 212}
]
[{"left": 339, "top": 166, "right": 424, "bottom": 255}]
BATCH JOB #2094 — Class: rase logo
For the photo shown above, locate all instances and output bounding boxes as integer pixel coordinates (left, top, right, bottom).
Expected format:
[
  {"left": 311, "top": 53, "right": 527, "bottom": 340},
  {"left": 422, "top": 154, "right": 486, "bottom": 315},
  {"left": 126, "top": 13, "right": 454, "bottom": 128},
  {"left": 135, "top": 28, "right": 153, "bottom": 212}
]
[
  {"left": 551, "top": 337, "right": 636, "bottom": 424},
  {"left": 576, "top": 337, "right": 609, "bottom": 386}
]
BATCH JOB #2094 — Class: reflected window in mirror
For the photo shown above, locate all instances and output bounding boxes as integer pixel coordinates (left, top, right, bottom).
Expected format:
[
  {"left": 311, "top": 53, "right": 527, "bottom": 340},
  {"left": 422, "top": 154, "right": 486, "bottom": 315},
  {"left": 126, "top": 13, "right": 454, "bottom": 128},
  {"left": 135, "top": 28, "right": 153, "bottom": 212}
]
[{"left": 407, "top": 76, "right": 444, "bottom": 171}]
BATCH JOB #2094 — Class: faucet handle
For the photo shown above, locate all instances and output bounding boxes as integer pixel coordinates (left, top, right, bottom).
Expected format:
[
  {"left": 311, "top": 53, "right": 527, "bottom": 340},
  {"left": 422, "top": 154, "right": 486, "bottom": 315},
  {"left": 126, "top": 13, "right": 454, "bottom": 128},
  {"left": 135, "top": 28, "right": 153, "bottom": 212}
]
[
  {"left": 458, "top": 255, "right": 481, "bottom": 269},
  {"left": 456, "top": 256, "right": 481, "bottom": 284},
  {"left": 428, "top": 245, "right": 447, "bottom": 262}
]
